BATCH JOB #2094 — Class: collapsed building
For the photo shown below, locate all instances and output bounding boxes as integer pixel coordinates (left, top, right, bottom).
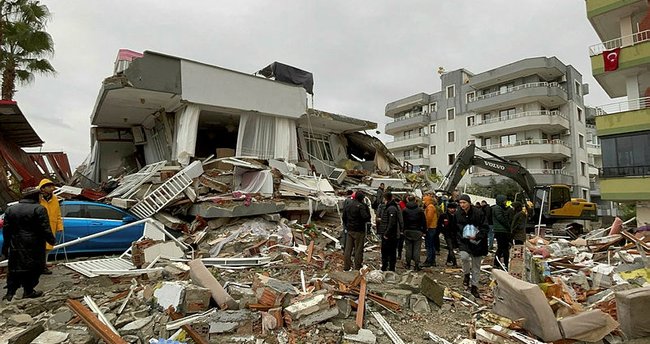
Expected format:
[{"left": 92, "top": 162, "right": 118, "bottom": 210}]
[{"left": 72, "top": 50, "right": 401, "bottom": 217}]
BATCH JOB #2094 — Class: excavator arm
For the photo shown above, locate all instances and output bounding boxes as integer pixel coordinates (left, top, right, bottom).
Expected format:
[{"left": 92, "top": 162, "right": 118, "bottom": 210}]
[{"left": 438, "top": 143, "right": 537, "bottom": 200}]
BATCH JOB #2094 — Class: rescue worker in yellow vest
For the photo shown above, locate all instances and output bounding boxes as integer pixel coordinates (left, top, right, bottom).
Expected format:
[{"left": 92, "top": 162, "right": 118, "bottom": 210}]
[{"left": 38, "top": 179, "right": 63, "bottom": 274}]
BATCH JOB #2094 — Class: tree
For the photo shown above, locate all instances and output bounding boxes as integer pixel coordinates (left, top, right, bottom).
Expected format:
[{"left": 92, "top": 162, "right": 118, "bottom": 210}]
[
  {"left": 465, "top": 177, "right": 524, "bottom": 201},
  {"left": 0, "top": 0, "right": 55, "bottom": 100}
]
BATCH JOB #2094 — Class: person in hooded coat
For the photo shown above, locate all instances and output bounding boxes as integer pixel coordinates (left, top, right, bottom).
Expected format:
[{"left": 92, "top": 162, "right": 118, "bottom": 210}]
[
  {"left": 2, "top": 187, "right": 56, "bottom": 301},
  {"left": 492, "top": 194, "right": 513, "bottom": 270}
]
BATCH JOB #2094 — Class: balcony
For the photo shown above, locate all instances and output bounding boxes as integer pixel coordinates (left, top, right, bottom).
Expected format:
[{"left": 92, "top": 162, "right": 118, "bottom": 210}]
[
  {"left": 587, "top": 0, "right": 649, "bottom": 42},
  {"left": 590, "top": 31, "right": 650, "bottom": 97},
  {"left": 467, "top": 82, "right": 567, "bottom": 112},
  {"left": 402, "top": 155, "right": 429, "bottom": 167},
  {"left": 468, "top": 110, "right": 569, "bottom": 136},
  {"left": 471, "top": 169, "right": 574, "bottom": 186},
  {"left": 469, "top": 57, "right": 566, "bottom": 89},
  {"left": 594, "top": 97, "right": 650, "bottom": 136},
  {"left": 600, "top": 165, "right": 650, "bottom": 178},
  {"left": 385, "top": 133, "right": 429, "bottom": 150},
  {"left": 587, "top": 143, "right": 601, "bottom": 156},
  {"left": 385, "top": 112, "right": 430, "bottom": 135},
  {"left": 481, "top": 139, "right": 571, "bottom": 159},
  {"left": 385, "top": 93, "right": 429, "bottom": 118}
]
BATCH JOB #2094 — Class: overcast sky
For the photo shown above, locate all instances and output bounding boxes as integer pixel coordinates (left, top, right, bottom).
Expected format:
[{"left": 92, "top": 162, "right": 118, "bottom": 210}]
[{"left": 18, "top": 0, "right": 610, "bottom": 168}]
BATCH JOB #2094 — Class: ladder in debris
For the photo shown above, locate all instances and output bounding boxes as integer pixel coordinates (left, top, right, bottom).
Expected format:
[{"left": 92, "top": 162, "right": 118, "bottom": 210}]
[
  {"left": 105, "top": 160, "right": 168, "bottom": 199},
  {"left": 130, "top": 161, "right": 203, "bottom": 219}
]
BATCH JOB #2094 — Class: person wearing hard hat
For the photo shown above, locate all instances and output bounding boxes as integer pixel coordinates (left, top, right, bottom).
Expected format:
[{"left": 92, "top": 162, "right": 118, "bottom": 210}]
[{"left": 38, "top": 179, "right": 63, "bottom": 274}]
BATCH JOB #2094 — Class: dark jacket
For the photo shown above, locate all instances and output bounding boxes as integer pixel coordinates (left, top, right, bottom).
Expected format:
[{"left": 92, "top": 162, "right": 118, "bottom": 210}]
[
  {"left": 511, "top": 211, "right": 527, "bottom": 242},
  {"left": 492, "top": 195, "right": 512, "bottom": 234},
  {"left": 402, "top": 201, "right": 426, "bottom": 240},
  {"left": 437, "top": 210, "right": 458, "bottom": 237},
  {"left": 380, "top": 200, "right": 401, "bottom": 240},
  {"left": 3, "top": 198, "right": 56, "bottom": 273},
  {"left": 455, "top": 205, "right": 489, "bottom": 256},
  {"left": 376, "top": 202, "right": 387, "bottom": 235},
  {"left": 373, "top": 187, "right": 384, "bottom": 209},
  {"left": 482, "top": 204, "right": 493, "bottom": 225},
  {"left": 342, "top": 198, "right": 371, "bottom": 232}
]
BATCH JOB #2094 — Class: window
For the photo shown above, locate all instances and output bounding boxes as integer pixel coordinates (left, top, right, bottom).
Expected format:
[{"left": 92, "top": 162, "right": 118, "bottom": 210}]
[
  {"left": 448, "top": 153, "right": 455, "bottom": 165},
  {"left": 579, "top": 134, "right": 585, "bottom": 149},
  {"left": 403, "top": 130, "right": 413, "bottom": 138},
  {"left": 601, "top": 131, "right": 650, "bottom": 177},
  {"left": 418, "top": 127, "right": 425, "bottom": 136},
  {"left": 467, "top": 139, "right": 475, "bottom": 146},
  {"left": 430, "top": 167, "right": 437, "bottom": 175},
  {"left": 466, "top": 115, "right": 475, "bottom": 126},
  {"left": 429, "top": 103, "right": 437, "bottom": 113},
  {"left": 499, "top": 108, "right": 516, "bottom": 120},
  {"left": 430, "top": 145, "right": 437, "bottom": 154},
  {"left": 575, "top": 81, "right": 582, "bottom": 96},
  {"left": 61, "top": 204, "right": 84, "bottom": 218},
  {"left": 482, "top": 137, "right": 492, "bottom": 147},
  {"left": 86, "top": 205, "right": 125, "bottom": 220},
  {"left": 465, "top": 92, "right": 475, "bottom": 103},
  {"left": 448, "top": 131, "right": 455, "bottom": 142},
  {"left": 447, "top": 107, "right": 455, "bottom": 120},
  {"left": 577, "top": 107, "right": 583, "bottom": 122},
  {"left": 430, "top": 124, "right": 437, "bottom": 133},
  {"left": 553, "top": 161, "right": 563, "bottom": 170},
  {"left": 304, "top": 132, "right": 334, "bottom": 161},
  {"left": 404, "top": 150, "right": 411, "bottom": 159},
  {"left": 446, "top": 85, "right": 455, "bottom": 98},
  {"left": 582, "top": 189, "right": 589, "bottom": 200},
  {"left": 417, "top": 148, "right": 424, "bottom": 158},
  {"left": 581, "top": 162, "right": 587, "bottom": 176},
  {"left": 500, "top": 134, "right": 517, "bottom": 146}
]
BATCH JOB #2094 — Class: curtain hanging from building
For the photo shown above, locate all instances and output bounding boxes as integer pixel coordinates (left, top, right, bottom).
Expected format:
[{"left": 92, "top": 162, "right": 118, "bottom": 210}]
[
  {"left": 174, "top": 104, "right": 200, "bottom": 166},
  {"left": 236, "top": 113, "right": 298, "bottom": 161}
]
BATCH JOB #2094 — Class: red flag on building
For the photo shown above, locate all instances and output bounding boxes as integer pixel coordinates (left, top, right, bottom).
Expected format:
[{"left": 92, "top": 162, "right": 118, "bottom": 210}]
[{"left": 603, "top": 48, "right": 621, "bottom": 71}]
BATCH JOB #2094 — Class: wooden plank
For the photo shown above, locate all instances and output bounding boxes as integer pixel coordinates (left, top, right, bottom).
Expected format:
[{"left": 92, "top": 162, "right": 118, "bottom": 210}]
[
  {"left": 306, "top": 240, "right": 315, "bottom": 264},
  {"left": 356, "top": 277, "right": 367, "bottom": 328},
  {"left": 66, "top": 299, "right": 127, "bottom": 344},
  {"left": 167, "top": 308, "right": 209, "bottom": 344}
]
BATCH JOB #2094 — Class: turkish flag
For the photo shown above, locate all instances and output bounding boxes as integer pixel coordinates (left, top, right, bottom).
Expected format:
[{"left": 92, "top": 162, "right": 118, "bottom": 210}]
[{"left": 604, "top": 48, "right": 621, "bottom": 71}]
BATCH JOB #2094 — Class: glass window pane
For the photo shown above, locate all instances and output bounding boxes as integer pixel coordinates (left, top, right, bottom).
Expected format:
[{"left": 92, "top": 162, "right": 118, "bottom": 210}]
[{"left": 86, "top": 205, "right": 124, "bottom": 220}]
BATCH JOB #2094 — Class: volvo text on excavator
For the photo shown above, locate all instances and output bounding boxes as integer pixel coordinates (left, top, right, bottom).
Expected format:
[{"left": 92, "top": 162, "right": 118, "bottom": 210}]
[{"left": 438, "top": 143, "right": 598, "bottom": 226}]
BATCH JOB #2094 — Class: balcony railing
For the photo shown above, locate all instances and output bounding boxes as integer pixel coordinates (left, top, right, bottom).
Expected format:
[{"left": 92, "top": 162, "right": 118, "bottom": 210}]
[
  {"left": 393, "top": 132, "right": 427, "bottom": 142},
  {"left": 482, "top": 139, "right": 570, "bottom": 150},
  {"left": 587, "top": 143, "right": 601, "bottom": 150},
  {"left": 594, "top": 96, "right": 650, "bottom": 116},
  {"left": 403, "top": 154, "right": 425, "bottom": 159},
  {"left": 589, "top": 29, "right": 650, "bottom": 56},
  {"left": 600, "top": 165, "right": 650, "bottom": 178},
  {"left": 472, "top": 110, "right": 566, "bottom": 126},
  {"left": 470, "top": 82, "right": 566, "bottom": 103},
  {"left": 392, "top": 111, "right": 428, "bottom": 122}
]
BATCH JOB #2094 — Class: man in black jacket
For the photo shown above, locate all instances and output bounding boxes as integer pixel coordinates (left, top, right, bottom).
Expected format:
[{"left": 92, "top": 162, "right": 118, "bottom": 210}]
[
  {"left": 342, "top": 191, "right": 371, "bottom": 271},
  {"left": 379, "top": 192, "right": 401, "bottom": 271},
  {"left": 402, "top": 195, "right": 427, "bottom": 271},
  {"left": 2, "top": 187, "right": 56, "bottom": 301},
  {"left": 438, "top": 201, "right": 459, "bottom": 267},
  {"left": 455, "top": 194, "right": 489, "bottom": 298}
]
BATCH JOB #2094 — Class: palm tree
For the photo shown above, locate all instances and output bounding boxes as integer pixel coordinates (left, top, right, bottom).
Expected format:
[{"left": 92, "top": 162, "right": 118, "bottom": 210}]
[{"left": 0, "top": 0, "right": 55, "bottom": 100}]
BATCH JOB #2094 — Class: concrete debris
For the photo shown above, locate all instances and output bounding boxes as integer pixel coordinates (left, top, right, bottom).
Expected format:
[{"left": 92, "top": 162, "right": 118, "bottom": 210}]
[
  {"left": 343, "top": 328, "right": 377, "bottom": 344},
  {"left": 31, "top": 331, "right": 69, "bottom": 344}
]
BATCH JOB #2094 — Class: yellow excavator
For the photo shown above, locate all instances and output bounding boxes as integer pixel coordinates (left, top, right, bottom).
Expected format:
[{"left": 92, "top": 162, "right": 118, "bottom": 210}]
[{"left": 438, "top": 143, "right": 598, "bottom": 226}]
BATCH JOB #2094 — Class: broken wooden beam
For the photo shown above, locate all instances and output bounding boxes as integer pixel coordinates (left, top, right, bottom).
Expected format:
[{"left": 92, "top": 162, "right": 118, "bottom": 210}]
[
  {"left": 66, "top": 299, "right": 127, "bottom": 344},
  {"left": 356, "top": 277, "right": 367, "bottom": 328}
]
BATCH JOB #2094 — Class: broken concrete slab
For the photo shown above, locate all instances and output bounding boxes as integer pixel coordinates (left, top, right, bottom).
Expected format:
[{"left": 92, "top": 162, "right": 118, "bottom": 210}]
[
  {"left": 120, "top": 315, "right": 154, "bottom": 335},
  {"left": 154, "top": 282, "right": 185, "bottom": 311},
  {"left": 335, "top": 298, "right": 352, "bottom": 319},
  {"left": 381, "top": 289, "right": 412, "bottom": 309},
  {"left": 47, "top": 309, "right": 73, "bottom": 330},
  {"left": 398, "top": 272, "right": 423, "bottom": 292},
  {"left": 287, "top": 306, "right": 338, "bottom": 329},
  {"left": 0, "top": 323, "right": 44, "bottom": 344},
  {"left": 343, "top": 328, "right": 377, "bottom": 344},
  {"left": 208, "top": 309, "right": 258, "bottom": 335},
  {"left": 9, "top": 313, "right": 34, "bottom": 326},
  {"left": 420, "top": 274, "right": 444, "bottom": 306},
  {"left": 410, "top": 294, "right": 431, "bottom": 313},
  {"left": 31, "top": 331, "right": 69, "bottom": 344},
  {"left": 383, "top": 271, "right": 398, "bottom": 284}
]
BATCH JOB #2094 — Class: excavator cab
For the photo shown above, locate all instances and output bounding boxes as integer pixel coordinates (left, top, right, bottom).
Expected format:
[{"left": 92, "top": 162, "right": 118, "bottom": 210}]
[{"left": 534, "top": 185, "right": 598, "bottom": 222}]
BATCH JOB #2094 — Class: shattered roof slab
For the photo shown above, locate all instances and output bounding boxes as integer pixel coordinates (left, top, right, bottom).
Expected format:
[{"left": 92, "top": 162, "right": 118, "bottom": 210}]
[
  {"left": 298, "top": 108, "right": 377, "bottom": 133},
  {"left": 0, "top": 101, "right": 43, "bottom": 147}
]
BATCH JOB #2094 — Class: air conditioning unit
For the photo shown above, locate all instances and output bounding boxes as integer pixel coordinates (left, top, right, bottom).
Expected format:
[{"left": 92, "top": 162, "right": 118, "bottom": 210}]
[
  {"left": 328, "top": 168, "right": 347, "bottom": 185},
  {"left": 564, "top": 129, "right": 571, "bottom": 136},
  {"left": 559, "top": 75, "right": 567, "bottom": 83}
]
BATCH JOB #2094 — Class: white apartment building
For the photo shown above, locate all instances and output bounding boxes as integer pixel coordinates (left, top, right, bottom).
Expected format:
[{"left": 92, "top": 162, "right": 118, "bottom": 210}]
[{"left": 385, "top": 57, "right": 592, "bottom": 200}]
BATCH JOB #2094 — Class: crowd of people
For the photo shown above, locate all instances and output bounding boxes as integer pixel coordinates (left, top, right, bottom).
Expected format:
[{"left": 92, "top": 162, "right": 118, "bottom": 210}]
[{"left": 341, "top": 184, "right": 528, "bottom": 299}]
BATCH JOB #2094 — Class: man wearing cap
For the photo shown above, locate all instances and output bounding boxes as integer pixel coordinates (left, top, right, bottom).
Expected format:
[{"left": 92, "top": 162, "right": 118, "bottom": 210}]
[
  {"left": 455, "top": 194, "right": 489, "bottom": 299},
  {"left": 2, "top": 187, "right": 56, "bottom": 301},
  {"left": 39, "top": 179, "right": 63, "bottom": 274}
]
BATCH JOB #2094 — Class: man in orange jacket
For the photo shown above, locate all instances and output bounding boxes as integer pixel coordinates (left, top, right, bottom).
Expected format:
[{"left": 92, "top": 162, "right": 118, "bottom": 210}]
[
  {"left": 422, "top": 194, "right": 439, "bottom": 267},
  {"left": 38, "top": 179, "right": 63, "bottom": 274}
]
